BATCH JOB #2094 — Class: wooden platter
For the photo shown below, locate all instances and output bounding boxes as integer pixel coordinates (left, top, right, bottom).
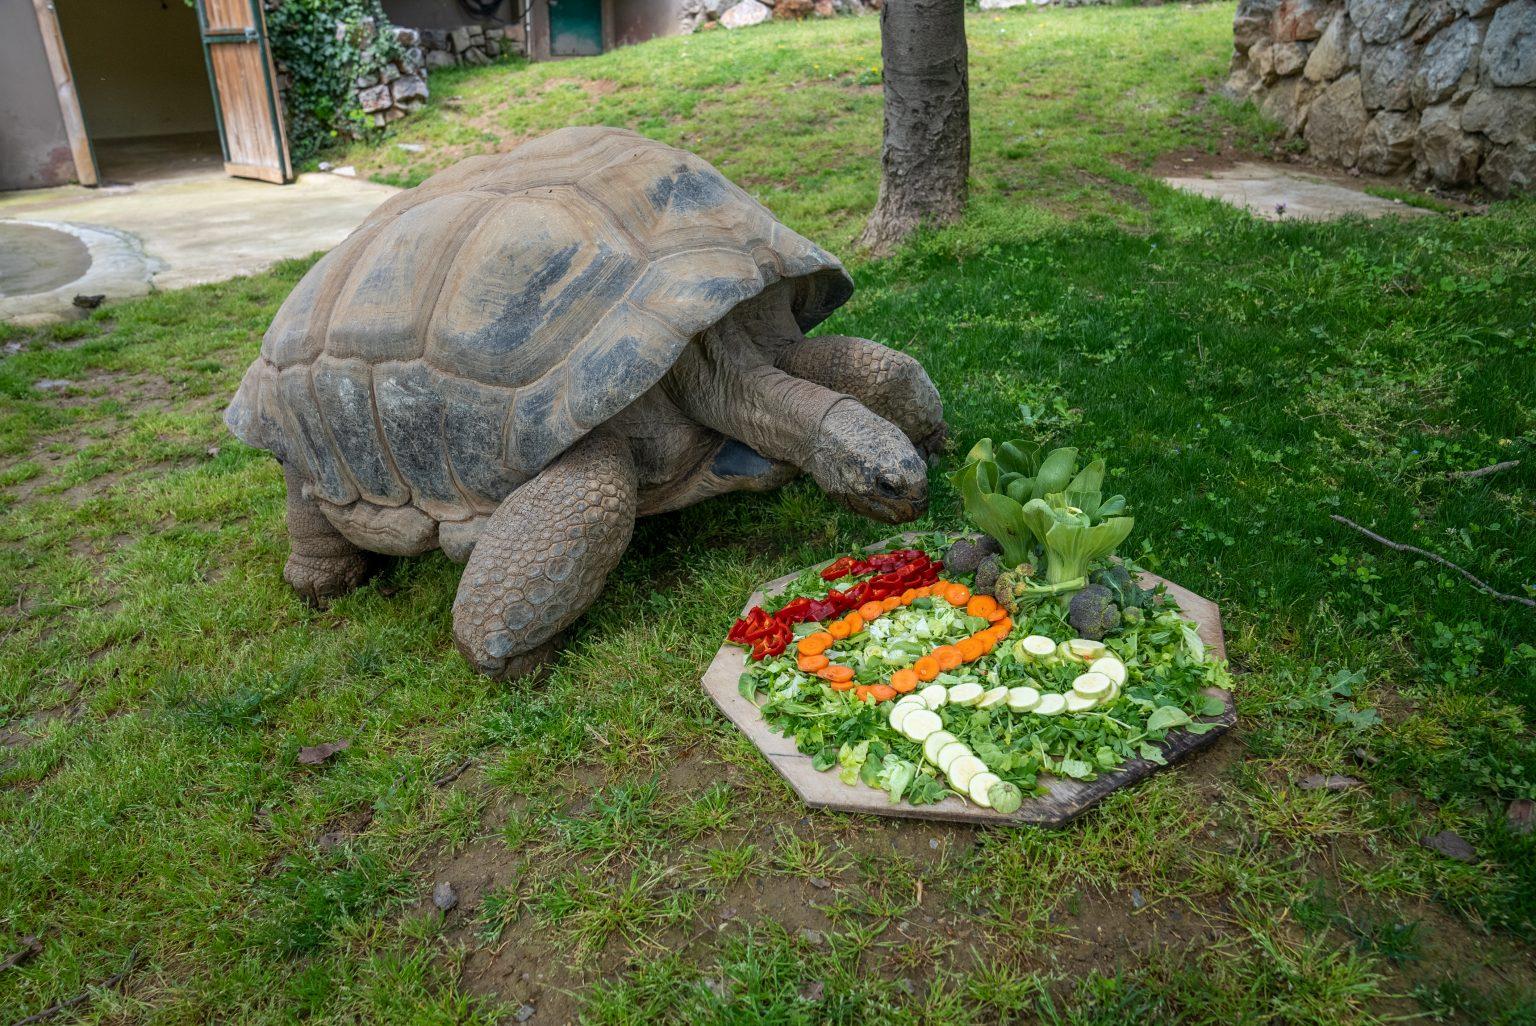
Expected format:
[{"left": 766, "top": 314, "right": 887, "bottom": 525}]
[{"left": 700, "top": 534, "right": 1234, "bottom": 827}]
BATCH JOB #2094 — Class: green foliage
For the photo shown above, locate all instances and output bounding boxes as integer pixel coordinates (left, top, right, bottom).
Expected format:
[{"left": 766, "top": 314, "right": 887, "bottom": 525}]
[{"left": 265, "top": 0, "right": 404, "bottom": 162}]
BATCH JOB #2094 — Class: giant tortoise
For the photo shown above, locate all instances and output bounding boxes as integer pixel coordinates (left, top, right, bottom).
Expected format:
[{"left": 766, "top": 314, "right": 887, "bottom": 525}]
[{"left": 226, "top": 127, "right": 946, "bottom": 678}]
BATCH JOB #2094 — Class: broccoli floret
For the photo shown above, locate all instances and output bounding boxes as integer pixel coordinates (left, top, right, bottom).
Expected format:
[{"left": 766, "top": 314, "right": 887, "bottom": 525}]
[{"left": 1068, "top": 584, "right": 1122, "bottom": 640}]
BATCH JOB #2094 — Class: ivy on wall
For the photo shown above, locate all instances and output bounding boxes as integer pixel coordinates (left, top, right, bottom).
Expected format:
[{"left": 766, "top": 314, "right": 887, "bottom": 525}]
[{"left": 263, "top": 0, "right": 404, "bottom": 162}]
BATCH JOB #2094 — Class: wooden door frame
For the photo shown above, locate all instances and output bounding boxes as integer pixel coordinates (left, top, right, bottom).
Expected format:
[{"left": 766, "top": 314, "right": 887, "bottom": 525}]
[{"left": 30, "top": 0, "right": 98, "bottom": 187}]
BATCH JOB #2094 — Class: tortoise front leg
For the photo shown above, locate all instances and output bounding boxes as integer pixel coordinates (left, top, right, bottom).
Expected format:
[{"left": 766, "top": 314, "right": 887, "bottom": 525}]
[
  {"left": 775, "top": 335, "right": 947, "bottom": 460},
  {"left": 281, "top": 461, "right": 370, "bottom": 606},
  {"left": 451, "top": 430, "right": 638, "bottom": 679}
]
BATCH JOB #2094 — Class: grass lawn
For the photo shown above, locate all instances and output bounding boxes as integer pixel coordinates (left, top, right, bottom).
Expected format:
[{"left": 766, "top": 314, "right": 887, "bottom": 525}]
[{"left": 3, "top": 3, "right": 1535, "bottom": 1022}]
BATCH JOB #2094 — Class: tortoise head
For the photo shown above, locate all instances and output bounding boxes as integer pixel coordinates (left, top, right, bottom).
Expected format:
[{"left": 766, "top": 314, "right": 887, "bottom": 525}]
[{"left": 809, "top": 400, "right": 929, "bottom": 524}]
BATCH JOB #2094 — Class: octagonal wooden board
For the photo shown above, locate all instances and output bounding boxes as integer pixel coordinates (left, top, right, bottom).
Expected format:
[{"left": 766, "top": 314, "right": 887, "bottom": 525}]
[{"left": 701, "top": 534, "right": 1234, "bottom": 827}]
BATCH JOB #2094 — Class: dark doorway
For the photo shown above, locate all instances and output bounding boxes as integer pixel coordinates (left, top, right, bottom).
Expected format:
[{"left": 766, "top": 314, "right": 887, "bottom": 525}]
[{"left": 549, "top": 0, "right": 602, "bottom": 56}]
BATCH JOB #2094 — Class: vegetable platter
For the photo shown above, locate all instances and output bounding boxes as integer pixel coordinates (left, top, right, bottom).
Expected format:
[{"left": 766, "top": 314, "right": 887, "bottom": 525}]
[{"left": 700, "top": 532, "right": 1234, "bottom": 826}]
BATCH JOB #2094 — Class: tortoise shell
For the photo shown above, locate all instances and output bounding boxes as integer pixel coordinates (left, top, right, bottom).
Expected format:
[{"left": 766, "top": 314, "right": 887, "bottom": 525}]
[{"left": 225, "top": 126, "right": 853, "bottom": 521}]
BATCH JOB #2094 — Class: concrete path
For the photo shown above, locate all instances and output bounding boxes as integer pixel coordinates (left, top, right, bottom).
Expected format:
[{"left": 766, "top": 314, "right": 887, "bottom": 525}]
[
  {"left": 1163, "top": 162, "right": 1433, "bottom": 221},
  {"left": 0, "top": 172, "right": 397, "bottom": 324}
]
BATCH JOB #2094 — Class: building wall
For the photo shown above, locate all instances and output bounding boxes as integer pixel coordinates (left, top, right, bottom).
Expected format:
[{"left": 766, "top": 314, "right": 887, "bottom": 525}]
[
  {"left": 382, "top": 0, "right": 520, "bottom": 28},
  {"left": 54, "top": 0, "right": 216, "bottom": 140},
  {"left": 0, "top": 4, "right": 76, "bottom": 190},
  {"left": 611, "top": 0, "right": 684, "bottom": 47}
]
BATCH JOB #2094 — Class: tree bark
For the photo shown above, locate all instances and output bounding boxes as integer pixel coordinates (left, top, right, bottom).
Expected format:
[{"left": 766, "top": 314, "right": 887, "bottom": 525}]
[{"left": 857, "top": 0, "right": 970, "bottom": 254}]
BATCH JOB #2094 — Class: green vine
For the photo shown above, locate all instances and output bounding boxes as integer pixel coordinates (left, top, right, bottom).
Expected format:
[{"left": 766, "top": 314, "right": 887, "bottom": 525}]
[{"left": 264, "top": 0, "right": 405, "bottom": 162}]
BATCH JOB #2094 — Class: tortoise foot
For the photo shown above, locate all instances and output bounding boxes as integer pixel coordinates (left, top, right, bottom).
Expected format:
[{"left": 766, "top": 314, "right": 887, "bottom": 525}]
[{"left": 284, "top": 551, "right": 370, "bottom": 607}]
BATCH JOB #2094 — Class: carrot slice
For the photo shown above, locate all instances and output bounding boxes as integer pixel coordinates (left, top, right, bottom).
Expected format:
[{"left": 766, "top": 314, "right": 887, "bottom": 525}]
[
  {"left": 827, "top": 620, "right": 851, "bottom": 640},
  {"left": 915, "top": 586, "right": 932, "bottom": 599},
  {"left": 993, "top": 617, "right": 1014, "bottom": 635},
  {"left": 819, "top": 664, "right": 855, "bottom": 684},
  {"left": 842, "top": 613, "right": 865, "bottom": 636},
  {"left": 798, "top": 654, "right": 830, "bottom": 673},
  {"left": 945, "top": 583, "right": 973, "bottom": 607},
  {"left": 900, "top": 588, "right": 919, "bottom": 604},
  {"left": 966, "top": 595, "right": 998, "bottom": 618},
  {"left": 986, "top": 608, "right": 1007, "bottom": 623},
  {"left": 978, "top": 632, "right": 999, "bottom": 654},
  {"left": 853, "top": 685, "right": 872, "bottom": 701},
  {"left": 859, "top": 601, "right": 884, "bottom": 621},
  {"left": 957, "top": 637, "right": 985, "bottom": 662},
  {"left": 890, "top": 669, "right": 920, "bottom": 693},
  {"left": 870, "top": 684, "right": 896, "bottom": 702},
  {"left": 880, "top": 596, "right": 902, "bottom": 612},
  {"left": 830, "top": 677, "right": 857, "bottom": 692},
  {"left": 797, "top": 632, "right": 832, "bottom": 656},
  {"left": 913, "top": 656, "right": 940, "bottom": 682},
  {"left": 932, "top": 645, "right": 963, "bottom": 671}
]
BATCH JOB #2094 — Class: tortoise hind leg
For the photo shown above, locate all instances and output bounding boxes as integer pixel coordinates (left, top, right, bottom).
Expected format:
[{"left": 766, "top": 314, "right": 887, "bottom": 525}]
[
  {"left": 452, "top": 430, "right": 638, "bottom": 680},
  {"left": 281, "top": 462, "right": 370, "bottom": 606}
]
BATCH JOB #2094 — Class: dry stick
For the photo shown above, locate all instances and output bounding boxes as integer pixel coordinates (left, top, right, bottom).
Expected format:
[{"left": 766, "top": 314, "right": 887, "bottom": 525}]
[
  {"left": 1447, "top": 459, "right": 1520, "bottom": 480},
  {"left": 1331, "top": 515, "right": 1536, "bottom": 608},
  {"left": 0, "top": 936, "right": 42, "bottom": 974},
  {"left": 15, "top": 945, "right": 138, "bottom": 1025},
  {"left": 432, "top": 757, "right": 475, "bottom": 788}
]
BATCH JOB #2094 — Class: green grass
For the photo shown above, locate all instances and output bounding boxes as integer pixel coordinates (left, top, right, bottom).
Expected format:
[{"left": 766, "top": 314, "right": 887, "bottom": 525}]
[{"left": 3, "top": 3, "right": 1535, "bottom": 1022}]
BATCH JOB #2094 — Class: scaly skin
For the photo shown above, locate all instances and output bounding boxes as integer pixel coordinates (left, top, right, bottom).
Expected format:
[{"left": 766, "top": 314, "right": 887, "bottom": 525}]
[
  {"left": 776, "top": 334, "right": 948, "bottom": 459},
  {"left": 281, "top": 461, "right": 370, "bottom": 606},
  {"left": 451, "top": 430, "right": 638, "bottom": 679}
]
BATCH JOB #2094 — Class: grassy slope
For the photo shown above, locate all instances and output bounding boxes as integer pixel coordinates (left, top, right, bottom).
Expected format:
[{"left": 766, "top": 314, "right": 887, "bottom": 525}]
[{"left": 3, "top": 4, "right": 1535, "bottom": 1022}]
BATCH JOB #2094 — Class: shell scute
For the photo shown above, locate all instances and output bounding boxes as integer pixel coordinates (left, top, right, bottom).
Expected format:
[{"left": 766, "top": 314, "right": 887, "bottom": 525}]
[{"left": 311, "top": 356, "right": 409, "bottom": 506}]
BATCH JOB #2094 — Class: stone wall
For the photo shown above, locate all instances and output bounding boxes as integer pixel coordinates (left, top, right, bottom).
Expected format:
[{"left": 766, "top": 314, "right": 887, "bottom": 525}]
[
  {"left": 1227, "top": 0, "right": 1536, "bottom": 195},
  {"left": 682, "top": 0, "right": 879, "bottom": 34},
  {"left": 410, "top": 22, "right": 525, "bottom": 68}
]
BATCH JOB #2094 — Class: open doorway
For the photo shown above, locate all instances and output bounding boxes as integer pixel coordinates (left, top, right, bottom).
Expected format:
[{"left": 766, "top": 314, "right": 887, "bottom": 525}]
[{"left": 53, "top": 0, "right": 221, "bottom": 185}]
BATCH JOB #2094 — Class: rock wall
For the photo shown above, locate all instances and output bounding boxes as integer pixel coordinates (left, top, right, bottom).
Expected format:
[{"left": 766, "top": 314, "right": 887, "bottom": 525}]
[
  {"left": 1227, "top": 0, "right": 1536, "bottom": 195},
  {"left": 683, "top": 0, "right": 880, "bottom": 34},
  {"left": 410, "top": 22, "right": 525, "bottom": 68}
]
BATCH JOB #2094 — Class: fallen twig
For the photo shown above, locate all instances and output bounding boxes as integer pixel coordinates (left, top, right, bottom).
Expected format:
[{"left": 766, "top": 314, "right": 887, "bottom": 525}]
[
  {"left": 1448, "top": 459, "right": 1519, "bottom": 480},
  {"left": 16, "top": 944, "right": 137, "bottom": 1025},
  {"left": 0, "top": 936, "right": 42, "bottom": 974},
  {"left": 1331, "top": 515, "right": 1536, "bottom": 608},
  {"left": 432, "top": 757, "right": 475, "bottom": 788}
]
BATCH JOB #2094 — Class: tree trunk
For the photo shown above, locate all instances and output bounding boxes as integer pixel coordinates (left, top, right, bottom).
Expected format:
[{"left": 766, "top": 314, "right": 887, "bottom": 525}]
[{"left": 857, "top": 0, "right": 970, "bottom": 254}]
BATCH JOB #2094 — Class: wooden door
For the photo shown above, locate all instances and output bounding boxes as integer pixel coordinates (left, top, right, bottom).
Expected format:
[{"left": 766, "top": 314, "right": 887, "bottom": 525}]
[
  {"left": 196, "top": 0, "right": 292, "bottom": 183},
  {"left": 549, "top": 0, "right": 602, "bottom": 56}
]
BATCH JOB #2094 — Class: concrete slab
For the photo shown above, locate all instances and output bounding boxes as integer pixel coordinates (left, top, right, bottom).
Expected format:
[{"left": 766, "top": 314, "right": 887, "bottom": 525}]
[
  {"left": 0, "top": 171, "right": 397, "bottom": 322},
  {"left": 1163, "top": 162, "right": 1432, "bottom": 221},
  {"left": 0, "top": 221, "right": 156, "bottom": 326}
]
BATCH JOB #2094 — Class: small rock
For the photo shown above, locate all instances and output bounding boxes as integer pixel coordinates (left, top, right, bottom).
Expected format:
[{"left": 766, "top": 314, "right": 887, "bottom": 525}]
[
  {"left": 797, "top": 979, "right": 824, "bottom": 1002},
  {"left": 705, "top": 977, "right": 730, "bottom": 999},
  {"left": 797, "top": 927, "right": 824, "bottom": 945},
  {"left": 1130, "top": 888, "right": 1145, "bottom": 909},
  {"left": 1298, "top": 773, "right": 1364, "bottom": 791},
  {"left": 316, "top": 830, "right": 348, "bottom": 850},
  {"left": 1350, "top": 746, "right": 1380, "bottom": 767},
  {"left": 35, "top": 379, "right": 71, "bottom": 391},
  {"left": 1421, "top": 829, "right": 1477, "bottom": 862},
  {"left": 929, "top": 837, "right": 939, "bottom": 849},
  {"left": 1508, "top": 799, "right": 1534, "bottom": 836},
  {"left": 206, "top": 445, "right": 221, "bottom": 458},
  {"left": 720, "top": 0, "right": 771, "bottom": 27},
  {"left": 809, "top": 876, "right": 831, "bottom": 889},
  {"left": 332, "top": 165, "right": 357, "bottom": 178},
  {"left": 3, "top": 341, "right": 22, "bottom": 355},
  {"left": 72, "top": 293, "right": 104, "bottom": 309},
  {"left": 432, "top": 880, "right": 459, "bottom": 911},
  {"left": 514, "top": 1004, "right": 535, "bottom": 1022},
  {"left": 317, "top": 161, "right": 333, "bottom": 171}
]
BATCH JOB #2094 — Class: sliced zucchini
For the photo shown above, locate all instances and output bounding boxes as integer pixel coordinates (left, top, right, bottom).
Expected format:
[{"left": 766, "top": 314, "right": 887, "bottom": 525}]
[
  {"left": 968, "top": 771, "right": 1002, "bottom": 807},
  {"left": 1088, "top": 656, "right": 1127, "bottom": 687},
  {"left": 1064, "top": 692, "right": 1098, "bottom": 713},
  {"left": 889, "top": 703, "right": 917, "bottom": 732},
  {"left": 948, "top": 681, "right": 984, "bottom": 707},
  {"left": 1033, "top": 692, "right": 1067, "bottom": 716},
  {"left": 977, "top": 686, "right": 1009, "bottom": 710},
  {"left": 988, "top": 780, "right": 1024, "bottom": 814},
  {"left": 922, "top": 730, "right": 958, "bottom": 764},
  {"left": 948, "top": 755, "right": 987, "bottom": 793},
  {"left": 1020, "top": 635, "right": 1057, "bottom": 660},
  {"left": 919, "top": 683, "right": 949, "bottom": 710},
  {"left": 1007, "top": 686, "right": 1041, "bottom": 712},
  {"left": 1071, "top": 672, "right": 1112, "bottom": 699},
  {"left": 1068, "top": 638, "right": 1108, "bottom": 661},
  {"left": 902, "top": 708, "right": 943, "bottom": 742},
  {"left": 936, "top": 741, "right": 971, "bottom": 774}
]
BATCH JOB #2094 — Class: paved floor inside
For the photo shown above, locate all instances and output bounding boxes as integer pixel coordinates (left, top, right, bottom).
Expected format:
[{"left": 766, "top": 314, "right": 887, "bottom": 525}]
[
  {"left": 0, "top": 139, "right": 396, "bottom": 323},
  {"left": 1163, "top": 161, "right": 1434, "bottom": 221}
]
